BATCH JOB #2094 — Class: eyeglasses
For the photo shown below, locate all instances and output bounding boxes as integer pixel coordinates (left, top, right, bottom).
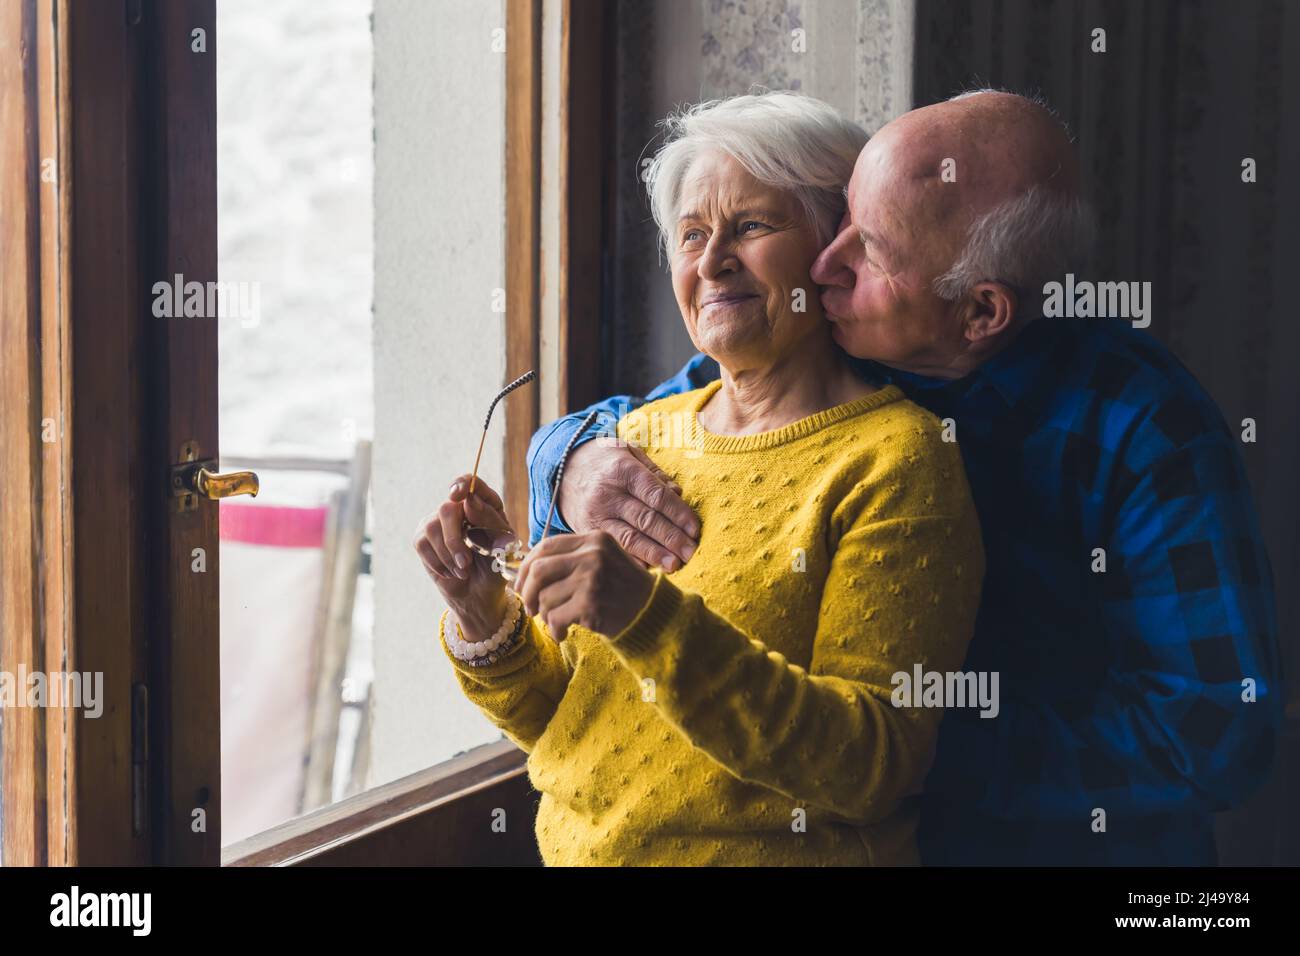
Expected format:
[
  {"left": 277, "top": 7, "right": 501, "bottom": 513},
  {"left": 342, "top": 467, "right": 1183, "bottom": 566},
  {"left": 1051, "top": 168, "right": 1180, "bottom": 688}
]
[{"left": 461, "top": 370, "right": 599, "bottom": 583}]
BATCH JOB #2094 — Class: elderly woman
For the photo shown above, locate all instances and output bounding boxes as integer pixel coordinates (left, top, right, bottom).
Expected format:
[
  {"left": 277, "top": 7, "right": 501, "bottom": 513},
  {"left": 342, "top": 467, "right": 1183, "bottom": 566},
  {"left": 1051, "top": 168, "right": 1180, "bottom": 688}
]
[{"left": 414, "top": 92, "right": 984, "bottom": 865}]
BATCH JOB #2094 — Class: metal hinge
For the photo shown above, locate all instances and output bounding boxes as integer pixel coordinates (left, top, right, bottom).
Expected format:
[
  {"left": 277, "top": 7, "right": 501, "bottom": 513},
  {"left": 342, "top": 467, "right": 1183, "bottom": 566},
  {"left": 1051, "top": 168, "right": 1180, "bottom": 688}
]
[{"left": 131, "top": 683, "right": 148, "bottom": 837}]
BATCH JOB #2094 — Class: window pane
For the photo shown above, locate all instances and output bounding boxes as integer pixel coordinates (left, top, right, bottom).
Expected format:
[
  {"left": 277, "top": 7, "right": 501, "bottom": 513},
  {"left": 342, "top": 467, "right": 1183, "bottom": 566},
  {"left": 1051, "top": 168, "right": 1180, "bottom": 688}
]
[{"left": 217, "top": 0, "right": 508, "bottom": 845}]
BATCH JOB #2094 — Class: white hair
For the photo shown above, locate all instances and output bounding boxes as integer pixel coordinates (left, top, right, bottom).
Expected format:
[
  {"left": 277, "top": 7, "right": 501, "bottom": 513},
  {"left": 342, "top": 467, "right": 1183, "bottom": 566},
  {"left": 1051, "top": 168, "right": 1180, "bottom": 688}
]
[
  {"left": 947, "top": 86, "right": 1077, "bottom": 140},
  {"left": 932, "top": 185, "right": 1097, "bottom": 301},
  {"left": 644, "top": 92, "right": 868, "bottom": 258}
]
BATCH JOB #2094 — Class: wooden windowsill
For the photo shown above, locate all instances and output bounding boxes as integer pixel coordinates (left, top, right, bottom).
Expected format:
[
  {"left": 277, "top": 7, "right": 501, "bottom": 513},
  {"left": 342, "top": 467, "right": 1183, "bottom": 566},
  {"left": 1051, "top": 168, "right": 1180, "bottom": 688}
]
[{"left": 222, "top": 738, "right": 529, "bottom": 866}]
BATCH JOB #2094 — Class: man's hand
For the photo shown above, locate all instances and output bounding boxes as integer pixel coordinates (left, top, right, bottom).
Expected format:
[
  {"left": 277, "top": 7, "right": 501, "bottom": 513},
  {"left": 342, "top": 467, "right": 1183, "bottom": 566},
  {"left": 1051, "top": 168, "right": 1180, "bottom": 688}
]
[{"left": 556, "top": 437, "right": 700, "bottom": 571}]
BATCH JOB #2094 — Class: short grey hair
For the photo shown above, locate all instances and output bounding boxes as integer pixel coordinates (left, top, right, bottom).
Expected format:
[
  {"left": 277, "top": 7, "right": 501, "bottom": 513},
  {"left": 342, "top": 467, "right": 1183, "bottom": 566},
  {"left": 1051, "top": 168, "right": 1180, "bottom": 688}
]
[
  {"left": 947, "top": 86, "right": 1077, "bottom": 140},
  {"left": 932, "top": 184, "right": 1097, "bottom": 301},
  {"left": 644, "top": 92, "right": 868, "bottom": 258},
  {"left": 932, "top": 90, "right": 1095, "bottom": 301}
]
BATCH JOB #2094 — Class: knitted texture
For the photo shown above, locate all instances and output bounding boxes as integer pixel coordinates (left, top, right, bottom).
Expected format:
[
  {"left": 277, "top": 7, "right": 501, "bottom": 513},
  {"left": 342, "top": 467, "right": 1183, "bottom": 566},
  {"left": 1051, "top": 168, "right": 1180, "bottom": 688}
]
[{"left": 440, "top": 380, "right": 984, "bottom": 865}]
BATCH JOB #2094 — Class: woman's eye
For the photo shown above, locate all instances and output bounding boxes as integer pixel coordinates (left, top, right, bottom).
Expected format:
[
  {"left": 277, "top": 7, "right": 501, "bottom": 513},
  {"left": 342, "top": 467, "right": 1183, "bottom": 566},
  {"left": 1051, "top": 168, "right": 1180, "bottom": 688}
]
[
  {"left": 739, "top": 220, "right": 767, "bottom": 234},
  {"left": 682, "top": 229, "right": 704, "bottom": 243}
]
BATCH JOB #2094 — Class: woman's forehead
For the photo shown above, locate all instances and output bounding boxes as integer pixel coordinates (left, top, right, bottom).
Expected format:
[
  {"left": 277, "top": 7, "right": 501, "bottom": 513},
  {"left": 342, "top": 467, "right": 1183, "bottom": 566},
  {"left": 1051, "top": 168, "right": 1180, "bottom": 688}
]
[{"left": 677, "top": 151, "right": 797, "bottom": 218}]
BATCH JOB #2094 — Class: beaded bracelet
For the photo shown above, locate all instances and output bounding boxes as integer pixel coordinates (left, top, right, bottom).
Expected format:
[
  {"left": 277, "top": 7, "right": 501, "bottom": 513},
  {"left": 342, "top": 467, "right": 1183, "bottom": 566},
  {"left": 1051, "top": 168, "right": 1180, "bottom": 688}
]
[
  {"left": 445, "top": 590, "right": 527, "bottom": 667},
  {"left": 459, "top": 601, "right": 527, "bottom": 667}
]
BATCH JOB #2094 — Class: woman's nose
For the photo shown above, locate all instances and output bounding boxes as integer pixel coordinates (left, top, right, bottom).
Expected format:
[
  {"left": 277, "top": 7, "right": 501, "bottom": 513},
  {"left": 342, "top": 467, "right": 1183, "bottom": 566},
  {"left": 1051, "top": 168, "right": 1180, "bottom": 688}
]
[{"left": 699, "top": 235, "right": 738, "bottom": 279}]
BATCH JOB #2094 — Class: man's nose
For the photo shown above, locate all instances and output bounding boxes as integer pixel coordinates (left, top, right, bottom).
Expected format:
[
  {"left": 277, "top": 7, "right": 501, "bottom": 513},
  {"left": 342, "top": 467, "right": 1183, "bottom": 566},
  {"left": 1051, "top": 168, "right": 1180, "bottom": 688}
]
[{"left": 811, "top": 228, "right": 853, "bottom": 288}]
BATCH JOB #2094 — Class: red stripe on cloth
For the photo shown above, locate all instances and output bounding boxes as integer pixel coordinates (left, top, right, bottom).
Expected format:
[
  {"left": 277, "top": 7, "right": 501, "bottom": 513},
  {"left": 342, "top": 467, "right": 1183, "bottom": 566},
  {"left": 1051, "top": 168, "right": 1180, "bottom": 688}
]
[{"left": 219, "top": 502, "right": 328, "bottom": 549}]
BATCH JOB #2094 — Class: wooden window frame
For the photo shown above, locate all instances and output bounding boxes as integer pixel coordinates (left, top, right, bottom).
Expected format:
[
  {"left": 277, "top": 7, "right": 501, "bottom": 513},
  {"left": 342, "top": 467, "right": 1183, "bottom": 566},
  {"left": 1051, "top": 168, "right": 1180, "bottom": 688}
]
[
  {"left": 504, "top": 0, "right": 607, "bottom": 535},
  {"left": 2, "top": 0, "right": 612, "bottom": 865},
  {"left": 503, "top": 0, "right": 543, "bottom": 539},
  {"left": 1, "top": 0, "right": 76, "bottom": 868},
  {"left": 222, "top": 739, "right": 535, "bottom": 867}
]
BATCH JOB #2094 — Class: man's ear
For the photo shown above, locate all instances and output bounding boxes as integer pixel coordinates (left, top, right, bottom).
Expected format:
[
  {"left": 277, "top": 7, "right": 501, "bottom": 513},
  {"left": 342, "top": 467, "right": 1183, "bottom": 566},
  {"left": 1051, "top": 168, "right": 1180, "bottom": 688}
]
[{"left": 963, "top": 281, "right": 1017, "bottom": 344}]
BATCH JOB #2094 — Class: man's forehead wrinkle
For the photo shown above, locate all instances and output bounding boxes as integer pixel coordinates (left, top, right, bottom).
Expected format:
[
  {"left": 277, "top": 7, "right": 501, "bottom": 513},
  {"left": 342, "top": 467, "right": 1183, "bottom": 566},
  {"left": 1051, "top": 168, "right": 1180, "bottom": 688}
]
[
  {"left": 877, "top": 118, "right": 976, "bottom": 184},
  {"left": 853, "top": 124, "right": 985, "bottom": 240},
  {"left": 876, "top": 162, "right": 963, "bottom": 226}
]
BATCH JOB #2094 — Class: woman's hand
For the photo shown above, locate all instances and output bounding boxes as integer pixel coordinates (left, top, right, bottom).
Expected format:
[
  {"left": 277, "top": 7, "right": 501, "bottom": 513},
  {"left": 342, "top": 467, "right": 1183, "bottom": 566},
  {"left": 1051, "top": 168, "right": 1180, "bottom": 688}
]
[
  {"left": 514, "top": 531, "right": 655, "bottom": 642},
  {"left": 412, "top": 474, "right": 514, "bottom": 642}
]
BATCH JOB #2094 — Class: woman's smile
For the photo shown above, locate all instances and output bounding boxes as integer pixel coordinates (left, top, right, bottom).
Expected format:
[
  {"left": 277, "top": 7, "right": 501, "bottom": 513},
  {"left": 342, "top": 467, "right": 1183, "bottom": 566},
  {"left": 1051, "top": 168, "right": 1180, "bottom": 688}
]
[{"left": 700, "top": 291, "right": 761, "bottom": 312}]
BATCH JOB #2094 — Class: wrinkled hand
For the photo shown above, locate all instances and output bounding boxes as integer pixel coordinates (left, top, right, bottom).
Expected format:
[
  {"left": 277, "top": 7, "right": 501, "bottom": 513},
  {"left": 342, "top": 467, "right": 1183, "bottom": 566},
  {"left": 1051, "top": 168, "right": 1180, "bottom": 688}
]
[
  {"left": 557, "top": 437, "right": 700, "bottom": 571},
  {"left": 514, "top": 530, "right": 655, "bottom": 642},
  {"left": 412, "top": 474, "right": 515, "bottom": 642}
]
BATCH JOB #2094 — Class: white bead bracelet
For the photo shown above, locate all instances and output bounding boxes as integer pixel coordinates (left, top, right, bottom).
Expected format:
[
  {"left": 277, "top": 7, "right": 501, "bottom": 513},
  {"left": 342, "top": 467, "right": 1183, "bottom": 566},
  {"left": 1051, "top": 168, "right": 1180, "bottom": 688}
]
[{"left": 445, "top": 590, "right": 525, "bottom": 666}]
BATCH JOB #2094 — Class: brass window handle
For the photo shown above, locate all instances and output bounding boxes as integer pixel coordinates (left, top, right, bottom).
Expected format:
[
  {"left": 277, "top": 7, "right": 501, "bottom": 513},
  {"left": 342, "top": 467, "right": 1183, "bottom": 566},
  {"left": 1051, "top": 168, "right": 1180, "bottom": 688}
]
[
  {"left": 171, "top": 442, "right": 259, "bottom": 511},
  {"left": 193, "top": 465, "right": 259, "bottom": 500}
]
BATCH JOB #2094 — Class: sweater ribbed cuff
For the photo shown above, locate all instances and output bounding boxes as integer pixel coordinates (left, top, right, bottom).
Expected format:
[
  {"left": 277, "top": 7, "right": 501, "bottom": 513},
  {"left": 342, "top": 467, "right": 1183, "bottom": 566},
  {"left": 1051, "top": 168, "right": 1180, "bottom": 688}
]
[{"left": 604, "top": 570, "right": 684, "bottom": 658}]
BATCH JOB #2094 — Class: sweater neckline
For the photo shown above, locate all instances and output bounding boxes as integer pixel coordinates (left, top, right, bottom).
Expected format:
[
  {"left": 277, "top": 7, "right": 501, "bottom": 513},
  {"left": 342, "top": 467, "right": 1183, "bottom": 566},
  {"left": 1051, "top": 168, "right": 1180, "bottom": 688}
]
[{"left": 684, "top": 379, "right": 905, "bottom": 453}]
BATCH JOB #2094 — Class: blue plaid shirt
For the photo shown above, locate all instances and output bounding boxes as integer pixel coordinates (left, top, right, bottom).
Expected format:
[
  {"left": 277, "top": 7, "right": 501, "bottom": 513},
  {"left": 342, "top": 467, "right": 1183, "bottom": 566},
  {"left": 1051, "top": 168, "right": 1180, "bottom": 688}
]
[{"left": 526, "top": 316, "right": 1283, "bottom": 865}]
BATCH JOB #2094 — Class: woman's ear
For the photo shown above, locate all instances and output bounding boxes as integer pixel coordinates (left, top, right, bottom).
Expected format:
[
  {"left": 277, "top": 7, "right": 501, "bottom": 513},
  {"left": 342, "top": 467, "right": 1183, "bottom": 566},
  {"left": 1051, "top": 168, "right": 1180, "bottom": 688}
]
[{"left": 963, "top": 281, "right": 1017, "bottom": 344}]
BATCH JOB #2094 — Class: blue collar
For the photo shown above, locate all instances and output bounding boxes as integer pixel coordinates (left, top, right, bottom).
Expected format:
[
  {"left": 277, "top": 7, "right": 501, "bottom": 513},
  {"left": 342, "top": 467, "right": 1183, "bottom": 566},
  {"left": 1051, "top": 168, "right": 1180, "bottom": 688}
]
[{"left": 849, "top": 317, "right": 1063, "bottom": 411}]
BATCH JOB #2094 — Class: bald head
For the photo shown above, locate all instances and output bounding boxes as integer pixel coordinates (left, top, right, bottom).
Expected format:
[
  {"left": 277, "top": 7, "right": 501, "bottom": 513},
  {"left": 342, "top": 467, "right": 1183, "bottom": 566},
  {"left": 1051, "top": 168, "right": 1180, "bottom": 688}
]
[
  {"left": 840, "top": 90, "right": 1091, "bottom": 296},
  {"left": 869, "top": 90, "right": 1080, "bottom": 228},
  {"left": 811, "top": 90, "right": 1095, "bottom": 378}
]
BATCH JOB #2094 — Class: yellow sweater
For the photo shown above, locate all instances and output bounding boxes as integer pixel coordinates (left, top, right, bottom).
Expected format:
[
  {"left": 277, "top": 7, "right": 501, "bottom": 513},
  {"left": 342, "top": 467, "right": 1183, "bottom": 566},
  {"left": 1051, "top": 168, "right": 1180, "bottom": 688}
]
[{"left": 439, "top": 380, "right": 984, "bottom": 865}]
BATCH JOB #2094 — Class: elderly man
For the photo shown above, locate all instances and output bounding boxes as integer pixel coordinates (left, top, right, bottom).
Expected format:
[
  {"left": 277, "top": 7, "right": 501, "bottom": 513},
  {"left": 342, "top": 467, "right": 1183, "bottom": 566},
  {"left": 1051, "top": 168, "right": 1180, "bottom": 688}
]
[{"left": 525, "top": 91, "right": 1282, "bottom": 865}]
